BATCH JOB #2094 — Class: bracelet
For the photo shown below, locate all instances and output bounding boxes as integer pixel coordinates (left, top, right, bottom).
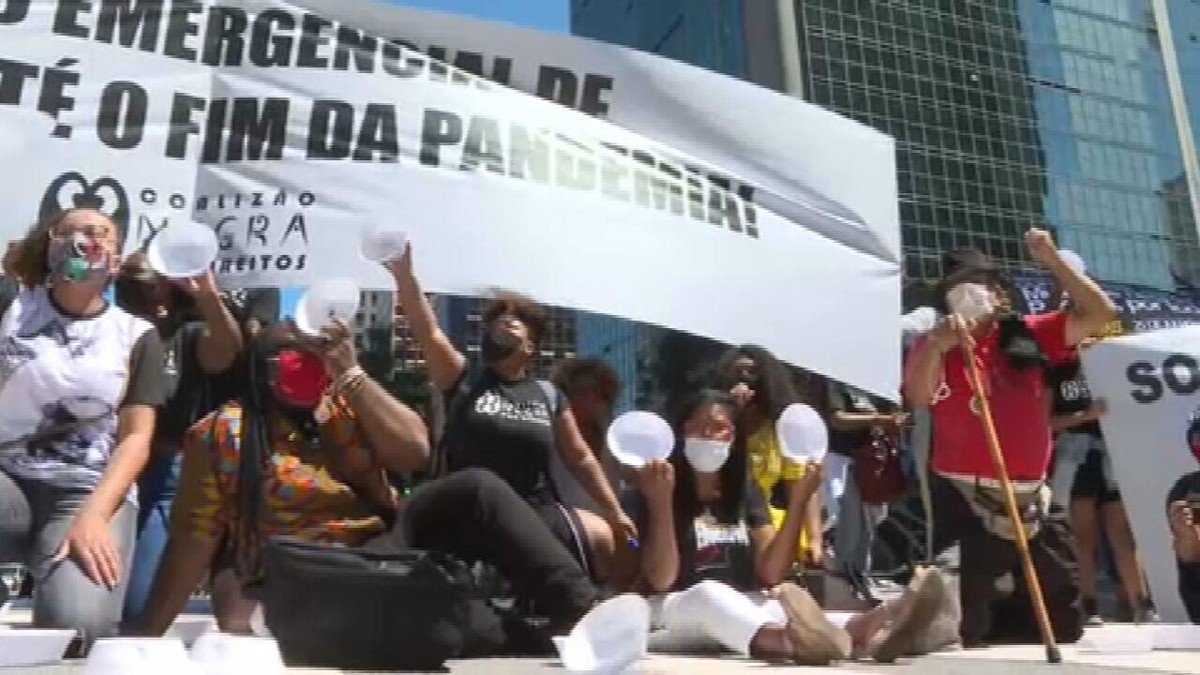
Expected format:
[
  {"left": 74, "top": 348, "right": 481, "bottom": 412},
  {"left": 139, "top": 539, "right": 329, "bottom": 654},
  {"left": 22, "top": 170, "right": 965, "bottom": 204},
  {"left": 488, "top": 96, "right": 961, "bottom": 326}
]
[
  {"left": 333, "top": 366, "right": 367, "bottom": 395},
  {"left": 343, "top": 371, "right": 368, "bottom": 395}
]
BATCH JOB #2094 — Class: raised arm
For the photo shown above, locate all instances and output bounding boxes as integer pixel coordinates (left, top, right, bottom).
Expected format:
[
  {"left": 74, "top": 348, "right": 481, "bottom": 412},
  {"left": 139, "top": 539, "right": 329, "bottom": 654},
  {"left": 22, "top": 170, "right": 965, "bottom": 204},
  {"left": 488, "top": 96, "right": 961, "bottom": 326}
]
[
  {"left": 387, "top": 244, "right": 466, "bottom": 392},
  {"left": 752, "top": 463, "right": 821, "bottom": 587},
  {"left": 1026, "top": 229, "right": 1117, "bottom": 346},
  {"left": 183, "top": 271, "right": 243, "bottom": 375},
  {"left": 321, "top": 319, "right": 430, "bottom": 474},
  {"left": 904, "top": 318, "right": 964, "bottom": 410}
]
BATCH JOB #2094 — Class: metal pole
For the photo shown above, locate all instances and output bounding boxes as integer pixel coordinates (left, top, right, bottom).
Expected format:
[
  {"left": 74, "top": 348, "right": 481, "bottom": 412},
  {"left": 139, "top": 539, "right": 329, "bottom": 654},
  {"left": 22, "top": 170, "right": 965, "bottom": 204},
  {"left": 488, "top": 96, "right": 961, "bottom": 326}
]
[
  {"left": 1151, "top": 0, "right": 1200, "bottom": 250},
  {"left": 776, "top": 0, "right": 805, "bottom": 97}
]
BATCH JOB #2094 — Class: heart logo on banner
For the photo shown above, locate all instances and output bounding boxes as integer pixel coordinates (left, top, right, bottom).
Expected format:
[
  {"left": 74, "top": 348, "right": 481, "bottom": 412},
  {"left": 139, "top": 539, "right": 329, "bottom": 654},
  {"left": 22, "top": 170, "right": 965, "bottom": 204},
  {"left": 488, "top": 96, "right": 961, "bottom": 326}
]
[{"left": 39, "top": 171, "right": 131, "bottom": 243}]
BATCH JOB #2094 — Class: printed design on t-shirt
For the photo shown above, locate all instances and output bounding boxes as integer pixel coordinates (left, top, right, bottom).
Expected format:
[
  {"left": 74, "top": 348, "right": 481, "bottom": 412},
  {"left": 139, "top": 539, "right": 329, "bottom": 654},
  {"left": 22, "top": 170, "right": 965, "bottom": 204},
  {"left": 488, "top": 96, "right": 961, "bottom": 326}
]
[
  {"left": 17, "top": 318, "right": 97, "bottom": 359},
  {"left": 473, "top": 389, "right": 552, "bottom": 426},
  {"left": 0, "top": 288, "right": 140, "bottom": 495},
  {"left": 22, "top": 396, "right": 114, "bottom": 469},
  {"left": 0, "top": 337, "right": 37, "bottom": 383},
  {"left": 693, "top": 513, "right": 751, "bottom": 575},
  {"left": 1058, "top": 377, "right": 1091, "bottom": 403},
  {"left": 163, "top": 342, "right": 179, "bottom": 379}
]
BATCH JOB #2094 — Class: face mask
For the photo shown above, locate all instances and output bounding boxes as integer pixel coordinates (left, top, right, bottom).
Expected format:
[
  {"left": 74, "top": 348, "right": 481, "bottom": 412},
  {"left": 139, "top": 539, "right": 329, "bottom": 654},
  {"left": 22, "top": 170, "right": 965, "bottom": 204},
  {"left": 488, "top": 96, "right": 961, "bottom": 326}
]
[
  {"left": 273, "top": 349, "right": 330, "bottom": 408},
  {"left": 482, "top": 330, "right": 521, "bottom": 363},
  {"left": 48, "top": 233, "right": 110, "bottom": 286},
  {"left": 684, "top": 438, "right": 731, "bottom": 474},
  {"left": 945, "top": 283, "right": 994, "bottom": 321}
]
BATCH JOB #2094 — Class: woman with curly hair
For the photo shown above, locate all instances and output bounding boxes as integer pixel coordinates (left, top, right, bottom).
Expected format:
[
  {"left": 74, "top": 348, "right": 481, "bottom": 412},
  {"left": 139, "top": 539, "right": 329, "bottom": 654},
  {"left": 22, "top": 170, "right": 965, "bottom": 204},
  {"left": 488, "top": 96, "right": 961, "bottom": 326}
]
[
  {"left": 0, "top": 209, "right": 166, "bottom": 650},
  {"left": 715, "top": 345, "right": 822, "bottom": 568},
  {"left": 391, "top": 244, "right": 635, "bottom": 586}
]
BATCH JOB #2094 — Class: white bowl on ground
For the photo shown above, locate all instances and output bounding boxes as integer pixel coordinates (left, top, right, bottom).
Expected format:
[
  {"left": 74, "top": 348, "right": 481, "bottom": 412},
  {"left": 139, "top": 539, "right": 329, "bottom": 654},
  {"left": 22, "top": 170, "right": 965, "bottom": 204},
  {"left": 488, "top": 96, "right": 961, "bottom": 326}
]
[
  {"left": 167, "top": 616, "right": 216, "bottom": 648},
  {"left": 85, "top": 637, "right": 198, "bottom": 675},
  {"left": 189, "top": 632, "right": 285, "bottom": 675},
  {"left": 0, "top": 628, "right": 75, "bottom": 668}
]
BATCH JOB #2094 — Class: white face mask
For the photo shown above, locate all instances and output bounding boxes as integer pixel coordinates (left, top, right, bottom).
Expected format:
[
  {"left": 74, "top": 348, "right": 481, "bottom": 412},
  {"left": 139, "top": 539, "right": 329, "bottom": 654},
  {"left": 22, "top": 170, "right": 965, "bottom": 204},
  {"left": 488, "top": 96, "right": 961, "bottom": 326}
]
[
  {"left": 684, "top": 438, "right": 731, "bottom": 474},
  {"left": 945, "top": 283, "right": 994, "bottom": 321}
]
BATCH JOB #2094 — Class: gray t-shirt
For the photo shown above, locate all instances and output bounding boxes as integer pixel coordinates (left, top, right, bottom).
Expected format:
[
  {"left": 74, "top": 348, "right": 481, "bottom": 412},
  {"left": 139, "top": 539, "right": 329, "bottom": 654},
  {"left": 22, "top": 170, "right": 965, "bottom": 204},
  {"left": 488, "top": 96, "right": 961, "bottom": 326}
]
[{"left": 0, "top": 286, "right": 165, "bottom": 500}]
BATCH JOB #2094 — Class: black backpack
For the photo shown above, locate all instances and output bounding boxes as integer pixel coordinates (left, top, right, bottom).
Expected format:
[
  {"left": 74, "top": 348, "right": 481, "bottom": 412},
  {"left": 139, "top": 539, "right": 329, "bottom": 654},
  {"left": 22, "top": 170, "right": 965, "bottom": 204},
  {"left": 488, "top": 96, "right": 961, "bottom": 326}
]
[{"left": 260, "top": 536, "right": 513, "bottom": 671}]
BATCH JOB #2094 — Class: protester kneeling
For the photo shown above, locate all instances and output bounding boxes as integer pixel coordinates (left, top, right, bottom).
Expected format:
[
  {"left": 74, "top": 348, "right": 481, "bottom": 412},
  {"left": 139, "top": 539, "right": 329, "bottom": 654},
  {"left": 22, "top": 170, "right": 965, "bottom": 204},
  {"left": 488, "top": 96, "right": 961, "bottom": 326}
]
[
  {"left": 135, "top": 320, "right": 601, "bottom": 667},
  {"left": 610, "top": 390, "right": 955, "bottom": 666}
]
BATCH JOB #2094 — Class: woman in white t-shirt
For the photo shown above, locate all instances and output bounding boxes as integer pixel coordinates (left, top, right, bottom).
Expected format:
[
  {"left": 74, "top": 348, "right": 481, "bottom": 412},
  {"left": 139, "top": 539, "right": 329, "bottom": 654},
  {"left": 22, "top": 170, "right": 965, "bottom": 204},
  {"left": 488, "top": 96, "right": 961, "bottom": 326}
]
[{"left": 0, "top": 208, "right": 165, "bottom": 651}]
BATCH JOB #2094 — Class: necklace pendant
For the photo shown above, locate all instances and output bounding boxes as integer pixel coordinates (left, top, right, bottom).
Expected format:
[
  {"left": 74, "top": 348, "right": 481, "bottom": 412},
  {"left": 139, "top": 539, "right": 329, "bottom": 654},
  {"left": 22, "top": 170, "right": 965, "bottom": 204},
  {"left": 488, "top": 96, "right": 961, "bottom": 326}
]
[{"left": 969, "top": 395, "right": 983, "bottom": 417}]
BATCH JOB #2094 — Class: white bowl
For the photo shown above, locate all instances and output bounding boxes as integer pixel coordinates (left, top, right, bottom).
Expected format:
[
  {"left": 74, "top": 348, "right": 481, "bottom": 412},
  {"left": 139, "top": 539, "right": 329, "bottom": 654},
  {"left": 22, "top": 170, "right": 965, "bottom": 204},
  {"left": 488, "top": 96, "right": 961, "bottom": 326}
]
[
  {"left": 359, "top": 224, "right": 408, "bottom": 263},
  {"left": 189, "top": 633, "right": 285, "bottom": 675},
  {"left": 294, "top": 278, "right": 361, "bottom": 337},
  {"left": 146, "top": 220, "right": 219, "bottom": 279},
  {"left": 1153, "top": 623, "right": 1200, "bottom": 650},
  {"left": 85, "top": 637, "right": 199, "bottom": 675},
  {"left": 1079, "top": 624, "right": 1154, "bottom": 654},
  {"left": 0, "top": 628, "right": 74, "bottom": 668},
  {"left": 607, "top": 411, "right": 674, "bottom": 469},
  {"left": 166, "top": 616, "right": 216, "bottom": 648}
]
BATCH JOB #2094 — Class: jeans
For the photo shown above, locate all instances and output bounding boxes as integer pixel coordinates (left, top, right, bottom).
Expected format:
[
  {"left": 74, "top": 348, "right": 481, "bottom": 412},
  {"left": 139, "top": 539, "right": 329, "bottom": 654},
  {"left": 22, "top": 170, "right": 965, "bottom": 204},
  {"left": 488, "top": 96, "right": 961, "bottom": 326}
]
[
  {"left": 833, "top": 469, "right": 888, "bottom": 582},
  {"left": 1051, "top": 433, "right": 1117, "bottom": 508},
  {"left": 0, "top": 468, "right": 137, "bottom": 645},
  {"left": 929, "top": 474, "right": 1083, "bottom": 647},
  {"left": 396, "top": 468, "right": 599, "bottom": 634},
  {"left": 122, "top": 453, "right": 181, "bottom": 626}
]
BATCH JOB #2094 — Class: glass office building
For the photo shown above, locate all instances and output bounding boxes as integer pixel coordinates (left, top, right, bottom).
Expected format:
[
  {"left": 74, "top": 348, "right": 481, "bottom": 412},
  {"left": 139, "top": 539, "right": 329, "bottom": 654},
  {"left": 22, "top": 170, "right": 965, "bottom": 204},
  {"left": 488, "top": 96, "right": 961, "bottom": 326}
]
[{"left": 574, "top": 0, "right": 1200, "bottom": 290}]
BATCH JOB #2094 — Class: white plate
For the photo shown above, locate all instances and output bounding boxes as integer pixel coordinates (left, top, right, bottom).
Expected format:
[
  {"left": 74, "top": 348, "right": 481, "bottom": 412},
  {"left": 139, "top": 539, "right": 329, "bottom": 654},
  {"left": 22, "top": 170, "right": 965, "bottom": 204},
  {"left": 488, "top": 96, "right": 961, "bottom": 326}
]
[
  {"left": 359, "top": 224, "right": 408, "bottom": 263},
  {"left": 0, "top": 628, "right": 75, "bottom": 668},
  {"left": 146, "top": 221, "right": 219, "bottom": 279},
  {"left": 607, "top": 411, "right": 674, "bottom": 468},
  {"left": 294, "top": 278, "right": 361, "bottom": 336}
]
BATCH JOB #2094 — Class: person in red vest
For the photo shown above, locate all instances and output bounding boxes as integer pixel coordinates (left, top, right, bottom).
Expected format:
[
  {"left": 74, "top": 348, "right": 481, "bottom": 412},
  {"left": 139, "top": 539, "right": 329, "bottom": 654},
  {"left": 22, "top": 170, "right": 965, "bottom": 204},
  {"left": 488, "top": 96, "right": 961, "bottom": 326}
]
[{"left": 904, "top": 229, "right": 1116, "bottom": 648}]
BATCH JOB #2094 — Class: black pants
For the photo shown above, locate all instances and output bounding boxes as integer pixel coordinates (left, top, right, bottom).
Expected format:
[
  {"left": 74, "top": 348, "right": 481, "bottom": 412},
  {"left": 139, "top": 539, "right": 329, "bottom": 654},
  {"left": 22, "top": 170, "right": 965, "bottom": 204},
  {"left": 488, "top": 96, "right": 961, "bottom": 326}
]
[
  {"left": 393, "top": 468, "right": 599, "bottom": 636},
  {"left": 930, "top": 474, "right": 1084, "bottom": 647}
]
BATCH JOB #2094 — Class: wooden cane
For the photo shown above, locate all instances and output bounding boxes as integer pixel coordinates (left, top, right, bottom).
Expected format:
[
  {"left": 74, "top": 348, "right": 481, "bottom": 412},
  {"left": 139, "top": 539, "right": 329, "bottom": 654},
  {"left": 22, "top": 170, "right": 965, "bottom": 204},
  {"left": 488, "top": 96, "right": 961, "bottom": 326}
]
[{"left": 960, "top": 326, "right": 1063, "bottom": 665}]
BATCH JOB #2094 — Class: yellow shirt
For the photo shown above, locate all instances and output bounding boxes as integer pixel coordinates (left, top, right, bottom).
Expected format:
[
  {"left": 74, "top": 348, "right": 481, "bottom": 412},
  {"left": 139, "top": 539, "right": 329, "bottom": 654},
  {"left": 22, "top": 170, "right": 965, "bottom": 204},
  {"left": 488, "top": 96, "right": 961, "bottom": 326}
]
[{"left": 745, "top": 424, "right": 812, "bottom": 556}]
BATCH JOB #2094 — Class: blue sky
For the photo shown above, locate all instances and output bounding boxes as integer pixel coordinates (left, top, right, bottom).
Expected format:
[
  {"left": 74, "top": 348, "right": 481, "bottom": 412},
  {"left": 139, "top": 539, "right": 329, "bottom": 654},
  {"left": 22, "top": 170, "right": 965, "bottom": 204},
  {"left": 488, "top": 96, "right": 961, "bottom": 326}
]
[{"left": 281, "top": 1, "right": 566, "bottom": 317}]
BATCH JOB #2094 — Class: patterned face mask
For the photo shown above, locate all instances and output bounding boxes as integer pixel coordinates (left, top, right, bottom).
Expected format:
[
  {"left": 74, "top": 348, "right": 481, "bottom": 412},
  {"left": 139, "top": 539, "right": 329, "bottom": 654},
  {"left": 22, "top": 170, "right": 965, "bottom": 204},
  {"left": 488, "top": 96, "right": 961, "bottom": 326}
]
[{"left": 47, "top": 232, "right": 110, "bottom": 286}]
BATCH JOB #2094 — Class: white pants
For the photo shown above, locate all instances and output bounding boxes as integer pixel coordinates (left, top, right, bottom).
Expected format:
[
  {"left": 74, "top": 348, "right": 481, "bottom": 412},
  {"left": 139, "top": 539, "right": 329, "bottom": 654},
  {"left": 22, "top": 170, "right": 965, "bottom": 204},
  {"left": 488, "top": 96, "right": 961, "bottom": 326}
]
[{"left": 651, "top": 581, "right": 851, "bottom": 656}]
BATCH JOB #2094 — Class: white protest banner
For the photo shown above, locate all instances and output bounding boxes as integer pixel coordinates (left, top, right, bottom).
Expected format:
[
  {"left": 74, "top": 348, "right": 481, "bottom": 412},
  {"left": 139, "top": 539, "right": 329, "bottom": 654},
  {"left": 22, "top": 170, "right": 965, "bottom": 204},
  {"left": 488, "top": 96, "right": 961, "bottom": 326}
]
[
  {"left": 288, "top": 0, "right": 902, "bottom": 266},
  {"left": 1082, "top": 326, "right": 1200, "bottom": 623},
  {"left": 0, "top": 0, "right": 900, "bottom": 400}
]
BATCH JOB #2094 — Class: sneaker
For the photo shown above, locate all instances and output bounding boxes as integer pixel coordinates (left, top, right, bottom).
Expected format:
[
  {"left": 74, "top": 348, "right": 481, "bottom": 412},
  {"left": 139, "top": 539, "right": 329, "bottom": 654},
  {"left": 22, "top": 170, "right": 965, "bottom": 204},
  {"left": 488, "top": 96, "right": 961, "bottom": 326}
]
[
  {"left": 776, "top": 583, "right": 853, "bottom": 666},
  {"left": 869, "top": 566, "right": 949, "bottom": 663},
  {"left": 1133, "top": 598, "right": 1159, "bottom": 625},
  {"left": 1083, "top": 597, "right": 1104, "bottom": 627}
]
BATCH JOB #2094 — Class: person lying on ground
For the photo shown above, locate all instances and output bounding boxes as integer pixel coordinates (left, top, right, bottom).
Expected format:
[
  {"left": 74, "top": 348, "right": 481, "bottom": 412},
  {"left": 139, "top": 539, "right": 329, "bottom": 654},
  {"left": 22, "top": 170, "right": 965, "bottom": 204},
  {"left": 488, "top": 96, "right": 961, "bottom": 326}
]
[
  {"left": 0, "top": 209, "right": 166, "bottom": 652},
  {"left": 392, "top": 243, "right": 634, "bottom": 584},
  {"left": 136, "top": 320, "right": 602, "bottom": 646},
  {"left": 610, "top": 390, "right": 955, "bottom": 666}
]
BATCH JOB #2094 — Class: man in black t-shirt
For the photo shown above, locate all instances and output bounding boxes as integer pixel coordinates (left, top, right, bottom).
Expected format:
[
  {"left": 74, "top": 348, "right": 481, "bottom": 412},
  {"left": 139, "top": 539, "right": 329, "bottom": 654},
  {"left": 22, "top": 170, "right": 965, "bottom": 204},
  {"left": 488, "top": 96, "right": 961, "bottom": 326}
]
[{"left": 1167, "top": 415, "right": 1200, "bottom": 623}]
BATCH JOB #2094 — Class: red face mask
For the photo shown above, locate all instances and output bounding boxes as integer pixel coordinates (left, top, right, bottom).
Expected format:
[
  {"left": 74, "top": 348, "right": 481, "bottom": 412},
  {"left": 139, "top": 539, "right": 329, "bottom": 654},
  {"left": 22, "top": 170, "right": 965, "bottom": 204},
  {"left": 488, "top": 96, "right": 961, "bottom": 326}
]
[{"left": 273, "top": 349, "right": 330, "bottom": 408}]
